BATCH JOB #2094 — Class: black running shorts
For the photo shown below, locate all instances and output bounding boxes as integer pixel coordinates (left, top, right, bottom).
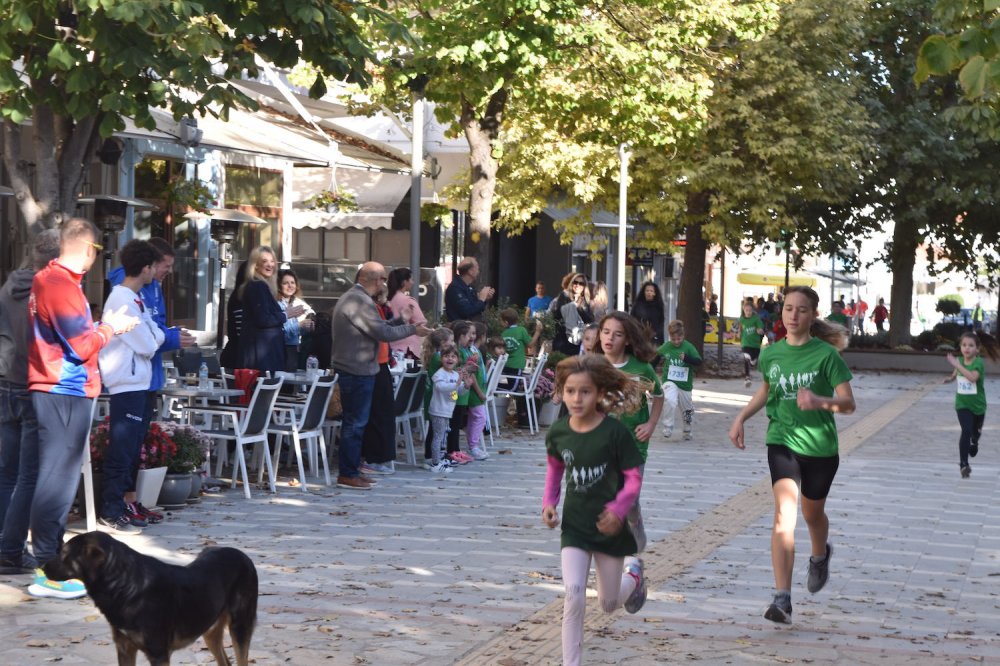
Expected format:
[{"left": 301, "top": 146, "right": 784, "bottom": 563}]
[{"left": 767, "top": 444, "right": 839, "bottom": 500}]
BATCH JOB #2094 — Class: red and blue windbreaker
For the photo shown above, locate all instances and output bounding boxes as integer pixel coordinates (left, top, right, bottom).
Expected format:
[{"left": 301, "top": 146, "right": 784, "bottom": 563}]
[{"left": 28, "top": 260, "right": 113, "bottom": 398}]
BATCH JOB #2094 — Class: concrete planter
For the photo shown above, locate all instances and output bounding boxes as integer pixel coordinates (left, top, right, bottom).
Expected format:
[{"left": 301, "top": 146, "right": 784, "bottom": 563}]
[{"left": 842, "top": 349, "right": 1000, "bottom": 374}]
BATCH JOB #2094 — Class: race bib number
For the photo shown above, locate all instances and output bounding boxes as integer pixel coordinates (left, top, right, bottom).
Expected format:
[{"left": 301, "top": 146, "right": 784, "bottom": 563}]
[
  {"left": 667, "top": 365, "right": 689, "bottom": 383},
  {"left": 956, "top": 376, "right": 977, "bottom": 395}
]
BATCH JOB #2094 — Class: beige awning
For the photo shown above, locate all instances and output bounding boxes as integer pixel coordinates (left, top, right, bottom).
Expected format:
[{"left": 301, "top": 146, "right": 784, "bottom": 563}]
[{"left": 289, "top": 210, "right": 393, "bottom": 230}]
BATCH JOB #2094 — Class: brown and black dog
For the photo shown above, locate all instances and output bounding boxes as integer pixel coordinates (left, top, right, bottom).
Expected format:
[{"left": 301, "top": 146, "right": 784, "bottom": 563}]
[{"left": 43, "top": 531, "right": 257, "bottom": 666}]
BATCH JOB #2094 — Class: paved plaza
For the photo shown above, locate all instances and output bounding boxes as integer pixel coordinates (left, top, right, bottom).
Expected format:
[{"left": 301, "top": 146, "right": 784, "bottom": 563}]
[{"left": 1, "top": 370, "right": 998, "bottom": 665}]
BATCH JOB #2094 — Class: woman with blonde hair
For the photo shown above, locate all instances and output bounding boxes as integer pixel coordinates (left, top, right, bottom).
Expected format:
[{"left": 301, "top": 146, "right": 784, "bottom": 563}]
[
  {"left": 549, "top": 272, "right": 594, "bottom": 355},
  {"left": 239, "top": 246, "right": 303, "bottom": 374}
]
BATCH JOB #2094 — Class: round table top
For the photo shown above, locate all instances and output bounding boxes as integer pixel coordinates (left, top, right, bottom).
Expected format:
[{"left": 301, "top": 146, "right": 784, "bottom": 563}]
[{"left": 159, "top": 385, "right": 246, "bottom": 399}]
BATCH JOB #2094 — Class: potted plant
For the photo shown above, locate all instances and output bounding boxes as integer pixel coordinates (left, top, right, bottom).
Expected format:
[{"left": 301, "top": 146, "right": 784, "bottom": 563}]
[
  {"left": 303, "top": 187, "right": 358, "bottom": 213},
  {"left": 157, "top": 424, "right": 210, "bottom": 508},
  {"left": 534, "top": 367, "right": 560, "bottom": 427},
  {"left": 134, "top": 422, "right": 177, "bottom": 508}
]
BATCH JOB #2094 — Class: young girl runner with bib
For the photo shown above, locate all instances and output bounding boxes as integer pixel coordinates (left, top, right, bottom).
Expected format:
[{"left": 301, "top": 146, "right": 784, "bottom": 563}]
[
  {"left": 542, "top": 355, "right": 648, "bottom": 666},
  {"left": 944, "top": 331, "right": 997, "bottom": 478},
  {"left": 728, "top": 286, "right": 855, "bottom": 624}
]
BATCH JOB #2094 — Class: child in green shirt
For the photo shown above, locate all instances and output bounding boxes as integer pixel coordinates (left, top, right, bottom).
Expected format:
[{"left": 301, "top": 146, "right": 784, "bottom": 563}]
[
  {"left": 944, "top": 332, "right": 996, "bottom": 478},
  {"left": 738, "top": 300, "right": 766, "bottom": 388},
  {"left": 500, "top": 308, "right": 540, "bottom": 428},
  {"left": 657, "top": 319, "right": 702, "bottom": 439},
  {"left": 728, "top": 286, "right": 854, "bottom": 626}
]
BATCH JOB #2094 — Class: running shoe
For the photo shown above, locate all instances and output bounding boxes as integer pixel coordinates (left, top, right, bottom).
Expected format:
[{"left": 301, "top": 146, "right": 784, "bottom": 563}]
[
  {"left": 961, "top": 465, "right": 971, "bottom": 478},
  {"left": 623, "top": 558, "right": 647, "bottom": 613},
  {"left": 683, "top": 430, "right": 692, "bottom": 441},
  {"left": 662, "top": 427, "right": 673, "bottom": 438},
  {"left": 448, "top": 451, "right": 472, "bottom": 465},
  {"left": 427, "top": 460, "right": 453, "bottom": 474},
  {"left": 744, "top": 377, "right": 752, "bottom": 388},
  {"left": 123, "top": 503, "right": 148, "bottom": 528},
  {"left": 764, "top": 600, "right": 792, "bottom": 624},
  {"left": 470, "top": 447, "right": 489, "bottom": 461},
  {"left": 28, "top": 569, "right": 87, "bottom": 600},
  {"left": 0, "top": 551, "right": 38, "bottom": 575},
  {"left": 969, "top": 442, "right": 979, "bottom": 458},
  {"left": 132, "top": 502, "right": 163, "bottom": 524},
  {"left": 98, "top": 514, "right": 143, "bottom": 534},
  {"left": 806, "top": 543, "right": 832, "bottom": 593}
]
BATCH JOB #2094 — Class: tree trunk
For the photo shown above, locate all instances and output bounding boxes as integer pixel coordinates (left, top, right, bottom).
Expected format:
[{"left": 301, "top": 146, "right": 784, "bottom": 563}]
[
  {"left": 461, "top": 89, "right": 507, "bottom": 289},
  {"left": 887, "top": 219, "right": 919, "bottom": 348},
  {"left": 677, "top": 192, "right": 710, "bottom": 355}
]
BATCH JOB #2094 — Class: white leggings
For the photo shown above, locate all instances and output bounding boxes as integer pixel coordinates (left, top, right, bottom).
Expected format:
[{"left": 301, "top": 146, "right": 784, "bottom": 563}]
[
  {"left": 661, "top": 382, "right": 694, "bottom": 431},
  {"left": 561, "top": 547, "right": 637, "bottom": 666}
]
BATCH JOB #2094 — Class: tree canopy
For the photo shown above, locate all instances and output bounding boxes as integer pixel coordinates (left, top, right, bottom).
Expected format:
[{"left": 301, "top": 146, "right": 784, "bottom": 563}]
[{"left": 0, "top": 0, "right": 393, "bottom": 234}]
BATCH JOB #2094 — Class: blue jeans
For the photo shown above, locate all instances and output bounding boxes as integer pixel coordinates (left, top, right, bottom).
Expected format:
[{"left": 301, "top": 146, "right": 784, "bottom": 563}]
[
  {"left": 335, "top": 372, "right": 375, "bottom": 478},
  {"left": 30, "top": 392, "right": 93, "bottom": 565},
  {"left": 0, "top": 382, "right": 39, "bottom": 560},
  {"left": 101, "top": 391, "right": 147, "bottom": 520}
]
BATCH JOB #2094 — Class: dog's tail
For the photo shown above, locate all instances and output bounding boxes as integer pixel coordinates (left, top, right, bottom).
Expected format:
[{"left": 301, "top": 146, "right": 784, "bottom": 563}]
[{"left": 228, "top": 551, "right": 258, "bottom": 666}]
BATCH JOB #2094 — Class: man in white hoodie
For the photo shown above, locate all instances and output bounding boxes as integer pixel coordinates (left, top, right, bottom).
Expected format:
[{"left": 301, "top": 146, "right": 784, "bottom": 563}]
[{"left": 98, "top": 240, "right": 164, "bottom": 534}]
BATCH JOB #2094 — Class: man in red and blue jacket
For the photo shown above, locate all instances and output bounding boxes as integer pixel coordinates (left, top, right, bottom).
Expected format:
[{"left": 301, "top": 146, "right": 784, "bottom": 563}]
[{"left": 25, "top": 218, "right": 137, "bottom": 600}]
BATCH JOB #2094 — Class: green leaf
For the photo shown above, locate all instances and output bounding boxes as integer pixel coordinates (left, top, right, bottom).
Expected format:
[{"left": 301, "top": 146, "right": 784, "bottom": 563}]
[
  {"left": 917, "top": 35, "right": 961, "bottom": 78},
  {"left": 308, "top": 74, "right": 327, "bottom": 99},
  {"left": 959, "top": 55, "right": 989, "bottom": 99},
  {"left": 47, "top": 43, "right": 77, "bottom": 71}
]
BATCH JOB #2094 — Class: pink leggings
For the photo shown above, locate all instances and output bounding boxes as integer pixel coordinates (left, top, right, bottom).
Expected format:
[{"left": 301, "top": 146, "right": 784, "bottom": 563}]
[
  {"left": 560, "top": 547, "right": 637, "bottom": 666},
  {"left": 465, "top": 405, "right": 487, "bottom": 448}
]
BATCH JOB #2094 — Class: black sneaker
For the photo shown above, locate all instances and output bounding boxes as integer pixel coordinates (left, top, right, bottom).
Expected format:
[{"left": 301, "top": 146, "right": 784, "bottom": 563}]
[
  {"left": 807, "top": 543, "right": 832, "bottom": 593},
  {"left": 969, "top": 443, "right": 979, "bottom": 458},
  {"left": 123, "top": 504, "right": 148, "bottom": 528},
  {"left": 961, "top": 465, "right": 971, "bottom": 478},
  {"left": 98, "top": 514, "right": 143, "bottom": 535},
  {"left": 0, "top": 551, "right": 38, "bottom": 574},
  {"left": 764, "top": 601, "right": 792, "bottom": 624}
]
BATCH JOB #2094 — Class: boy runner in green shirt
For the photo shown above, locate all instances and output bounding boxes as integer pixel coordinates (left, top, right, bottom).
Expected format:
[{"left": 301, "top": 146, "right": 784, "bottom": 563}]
[
  {"left": 657, "top": 319, "right": 702, "bottom": 439},
  {"left": 738, "top": 301, "right": 765, "bottom": 388},
  {"left": 500, "top": 308, "right": 540, "bottom": 428}
]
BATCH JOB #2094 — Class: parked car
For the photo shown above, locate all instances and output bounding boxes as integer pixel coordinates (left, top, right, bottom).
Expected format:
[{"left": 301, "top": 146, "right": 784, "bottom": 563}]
[{"left": 939, "top": 308, "right": 996, "bottom": 331}]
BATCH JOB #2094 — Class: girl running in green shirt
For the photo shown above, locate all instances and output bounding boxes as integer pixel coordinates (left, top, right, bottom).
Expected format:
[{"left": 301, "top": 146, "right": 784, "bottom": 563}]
[
  {"left": 728, "top": 286, "right": 855, "bottom": 625},
  {"left": 944, "top": 332, "right": 997, "bottom": 478}
]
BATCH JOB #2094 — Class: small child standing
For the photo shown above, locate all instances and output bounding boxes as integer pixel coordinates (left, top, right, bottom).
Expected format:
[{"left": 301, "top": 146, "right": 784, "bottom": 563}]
[
  {"left": 579, "top": 323, "right": 599, "bottom": 354},
  {"left": 738, "top": 300, "right": 766, "bottom": 388},
  {"left": 944, "top": 332, "right": 996, "bottom": 478},
  {"left": 426, "top": 344, "right": 467, "bottom": 473},
  {"left": 657, "top": 320, "right": 702, "bottom": 440},
  {"left": 543, "top": 354, "right": 648, "bottom": 666},
  {"left": 463, "top": 321, "right": 490, "bottom": 460},
  {"left": 422, "top": 328, "right": 455, "bottom": 466},
  {"left": 501, "top": 308, "right": 540, "bottom": 428}
]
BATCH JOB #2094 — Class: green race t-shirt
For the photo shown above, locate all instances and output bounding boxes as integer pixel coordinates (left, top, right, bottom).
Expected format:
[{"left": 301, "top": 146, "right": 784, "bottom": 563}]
[
  {"left": 502, "top": 325, "right": 532, "bottom": 370},
  {"left": 826, "top": 312, "right": 850, "bottom": 327},
  {"left": 546, "top": 416, "right": 644, "bottom": 556},
  {"left": 612, "top": 355, "right": 662, "bottom": 461},
  {"left": 465, "top": 346, "right": 487, "bottom": 407},
  {"left": 759, "top": 337, "right": 853, "bottom": 458},
  {"left": 739, "top": 314, "right": 765, "bottom": 349},
  {"left": 657, "top": 339, "right": 701, "bottom": 392},
  {"left": 954, "top": 356, "right": 986, "bottom": 415}
]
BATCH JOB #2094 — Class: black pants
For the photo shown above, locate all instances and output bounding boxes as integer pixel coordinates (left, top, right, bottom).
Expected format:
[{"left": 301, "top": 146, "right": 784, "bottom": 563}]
[
  {"left": 361, "top": 364, "right": 396, "bottom": 465},
  {"left": 956, "top": 408, "right": 985, "bottom": 467}
]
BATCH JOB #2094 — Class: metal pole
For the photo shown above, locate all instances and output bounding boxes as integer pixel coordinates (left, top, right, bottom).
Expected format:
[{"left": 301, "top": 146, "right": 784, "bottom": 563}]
[
  {"left": 616, "top": 143, "right": 631, "bottom": 311},
  {"left": 718, "top": 248, "right": 726, "bottom": 365},
  {"left": 410, "top": 92, "right": 424, "bottom": 288}
]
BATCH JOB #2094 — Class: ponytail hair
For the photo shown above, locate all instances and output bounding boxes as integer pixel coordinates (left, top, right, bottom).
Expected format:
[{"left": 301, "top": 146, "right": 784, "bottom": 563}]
[
  {"left": 554, "top": 354, "right": 653, "bottom": 417},
  {"left": 961, "top": 330, "right": 1000, "bottom": 362},
  {"left": 783, "top": 286, "right": 850, "bottom": 350},
  {"left": 422, "top": 327, "right": 454, "bottom": 368}
]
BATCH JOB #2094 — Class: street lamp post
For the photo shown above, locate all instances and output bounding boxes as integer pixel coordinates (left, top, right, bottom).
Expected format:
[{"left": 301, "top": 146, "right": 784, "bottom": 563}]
[{"left": 616, "top": 143, "right": 632, "bottom": 311}]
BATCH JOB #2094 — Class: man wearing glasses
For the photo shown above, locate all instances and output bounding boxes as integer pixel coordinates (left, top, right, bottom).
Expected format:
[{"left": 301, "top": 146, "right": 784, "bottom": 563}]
[
  {"left": 444, "top": 257, "right": 495, "bottom": 322},
  {"left": 25, "top": 218, "right": 138, "bottom": 599}
]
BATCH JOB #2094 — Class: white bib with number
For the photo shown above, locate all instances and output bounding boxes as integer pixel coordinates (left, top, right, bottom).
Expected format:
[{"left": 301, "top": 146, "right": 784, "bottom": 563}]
[
  {"left": 667, "top": 365, "right": 689, "bottom": 383},
  {"left": 957, "top": 376, "right": 977, "bottom": 395}
]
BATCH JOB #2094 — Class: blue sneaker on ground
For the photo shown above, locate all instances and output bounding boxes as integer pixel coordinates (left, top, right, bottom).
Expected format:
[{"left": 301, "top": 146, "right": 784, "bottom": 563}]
[{"left": 27, "top": 569, "right": 87, "bottom": 600}]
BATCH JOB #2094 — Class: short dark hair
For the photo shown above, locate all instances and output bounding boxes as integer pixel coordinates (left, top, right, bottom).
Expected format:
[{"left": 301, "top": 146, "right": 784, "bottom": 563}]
[
  {"left": 31, "top": 229, "right": 61, "bottom": 271},
  {"left": 119, "top": 239, "right": 161, "bottom": 277},
  {"left": 148, "top": 237, "right": 175, "bottom": 258},
  {"left": 60, "top": 217, "right": 99, "bottom": 246},
  {"left": 501, "top": 308, "right": 519, "bottom": 325},
  {"left": 457, "top": 257, "right": 477, "bottom": 276}
]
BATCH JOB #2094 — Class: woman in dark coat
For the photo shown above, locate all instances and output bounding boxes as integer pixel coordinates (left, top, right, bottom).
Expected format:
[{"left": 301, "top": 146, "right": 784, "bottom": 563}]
[
  {"left": 631, "top": 281, "right": 666, "bottom": 346},
  {"left": 220, "top": 260, "right": 249, "bottom": 371},
  {"left": 549, "top": 271, "right": 594, "bottom": 355},
  {"left": 238, "top": 246, "right": 303, "bottom": 375}
]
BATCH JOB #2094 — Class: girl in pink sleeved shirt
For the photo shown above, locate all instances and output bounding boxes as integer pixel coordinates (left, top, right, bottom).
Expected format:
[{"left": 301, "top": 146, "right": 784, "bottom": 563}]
[{"left": 541, "top": 354, "right": 648, "bottom": 666}]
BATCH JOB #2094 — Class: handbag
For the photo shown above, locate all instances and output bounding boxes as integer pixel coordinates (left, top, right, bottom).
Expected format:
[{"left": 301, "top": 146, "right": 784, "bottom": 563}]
[
  {"left": 232, "top": 368, "right": 260, "bottom": 405},
  {"left": 560, "top": 301, "right": 585, "bottom": 345}
]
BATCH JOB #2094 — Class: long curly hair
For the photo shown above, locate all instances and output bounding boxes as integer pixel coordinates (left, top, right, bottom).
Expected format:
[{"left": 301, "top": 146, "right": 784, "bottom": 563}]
[
  {"left": 594, "top": 311, "right": 658, "bottom": 363},
  {"left": 554, "top": 354, "right": 650, "bottom": 417}
]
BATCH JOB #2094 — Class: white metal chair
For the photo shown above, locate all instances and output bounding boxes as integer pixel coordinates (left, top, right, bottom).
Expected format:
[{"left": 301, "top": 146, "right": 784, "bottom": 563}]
[
  {"left": 265, "top": 374, "right": 337, "bottom": 489},
  {"left": 393, "top": 370, "right": 427, "bottom": 466},
  {"left": 194, "top": 376, "right": 284, "bottom": 499},
  {"left": 502, "top": 352, "right": 548, "bottom": 434},
  {"left": 482, "top": 353, "right": 509, "bottom": 445}
]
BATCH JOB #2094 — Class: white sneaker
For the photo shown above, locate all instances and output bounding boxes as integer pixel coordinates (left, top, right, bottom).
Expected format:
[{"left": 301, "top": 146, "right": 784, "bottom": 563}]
[
  {"left": 744, "top": 377, "right": 752, "bottom": 388},
  {"left": 470, "top": 446, "right": 489, "bottom": 460},
  {"left": 683, "top": 431, "right": 692, "bottom": 441},
  {"left": 429, "top": 460, "right": 453, "bottom": 474},
  {"left": 662, "top": 427, "right": 673, "bottom": 438}
]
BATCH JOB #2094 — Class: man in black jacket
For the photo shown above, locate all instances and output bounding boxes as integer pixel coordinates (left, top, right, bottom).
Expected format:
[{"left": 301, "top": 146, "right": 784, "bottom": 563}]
[
  {"left": 0, "top": 230, "right": 61, "bottom": 573},
  {"left": 444, "top": 257, "right": 494, "bottom": 322}
]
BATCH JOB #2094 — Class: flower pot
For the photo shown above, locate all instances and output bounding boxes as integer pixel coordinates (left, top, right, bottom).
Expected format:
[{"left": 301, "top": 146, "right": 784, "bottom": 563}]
[
  {"left": 135, "top": 466, "right": 167, "bottom": 509},
  {"left": 492, "top": 396, "right": 510, "bottom": 420},
  {"left": 537, "top": 401, "right": 561, "bottom": 427},
  {"left": 157, "top": 473, "right": 193, "bottom": 509},
  {"left": 188, "top": 472, "right": 204, "bottom": 503}
]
